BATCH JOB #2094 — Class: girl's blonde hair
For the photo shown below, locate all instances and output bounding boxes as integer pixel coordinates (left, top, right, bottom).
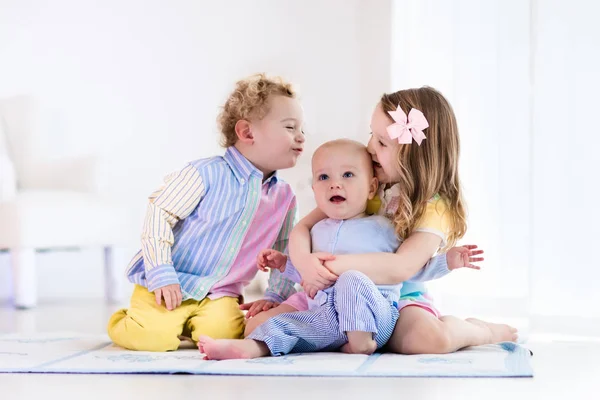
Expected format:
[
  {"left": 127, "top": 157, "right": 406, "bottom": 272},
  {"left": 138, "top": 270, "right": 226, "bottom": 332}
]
[
  {"left": 217, "top": 73, "right": 296, "bottom": 148},
  {"left": 380, "top": 87, "right": 467, "bottom": 250}
]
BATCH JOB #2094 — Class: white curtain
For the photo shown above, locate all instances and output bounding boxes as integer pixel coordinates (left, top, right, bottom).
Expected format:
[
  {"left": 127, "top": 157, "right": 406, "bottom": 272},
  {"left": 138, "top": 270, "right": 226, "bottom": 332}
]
[
  {"left": 530, "top": 0, "right": 600, "bottom": 318},
  {"left": 392, "top": 0, "right": 600, "bottom": 319}
]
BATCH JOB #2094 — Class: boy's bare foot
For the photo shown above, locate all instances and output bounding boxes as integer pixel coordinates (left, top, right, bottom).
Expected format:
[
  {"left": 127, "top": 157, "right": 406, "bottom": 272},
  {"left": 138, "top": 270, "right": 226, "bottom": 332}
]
[
  {"left": 466, "top": 318, "right": 518, "bottom": 343},
  {"left": 197, "top": 336, "right": 270, "bottom": 360},
  {"left": 341, "top": 339, "right": 377, "bottom": 355}
]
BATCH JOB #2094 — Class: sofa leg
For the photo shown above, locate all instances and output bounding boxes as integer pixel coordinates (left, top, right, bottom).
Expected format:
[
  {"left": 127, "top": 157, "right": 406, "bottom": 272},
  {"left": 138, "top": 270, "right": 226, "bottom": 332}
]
[
  {"left": 103, "top": 246, "right": 123, "bottom": 303},
  {"left": 9, "top": 248, "right": 37, "bottom": 309}
]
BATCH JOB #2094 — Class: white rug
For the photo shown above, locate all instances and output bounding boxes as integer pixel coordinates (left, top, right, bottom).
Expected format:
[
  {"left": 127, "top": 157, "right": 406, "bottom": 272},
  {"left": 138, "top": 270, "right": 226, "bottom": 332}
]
[{"left": 0, "top": 332, "right": 533, "bottom": 377}]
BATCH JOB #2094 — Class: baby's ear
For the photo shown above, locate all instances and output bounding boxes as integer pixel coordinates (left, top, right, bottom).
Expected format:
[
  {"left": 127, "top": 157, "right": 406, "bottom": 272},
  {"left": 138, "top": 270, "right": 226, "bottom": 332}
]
[{"left": 367, "top": 177, "right": 379, "bottom": 199}]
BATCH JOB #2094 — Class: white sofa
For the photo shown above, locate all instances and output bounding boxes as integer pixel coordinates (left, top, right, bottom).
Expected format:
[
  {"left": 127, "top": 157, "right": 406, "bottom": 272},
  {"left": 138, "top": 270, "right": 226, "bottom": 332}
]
[{"left": 0, "top": 95, "right": 128, "bottom": 308}]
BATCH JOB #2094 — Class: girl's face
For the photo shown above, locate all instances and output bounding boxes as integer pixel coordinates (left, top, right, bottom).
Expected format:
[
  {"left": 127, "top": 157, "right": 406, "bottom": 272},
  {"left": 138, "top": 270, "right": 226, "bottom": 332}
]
[{"left": 367, "top": 102, "right": 402, "bottom": 184}]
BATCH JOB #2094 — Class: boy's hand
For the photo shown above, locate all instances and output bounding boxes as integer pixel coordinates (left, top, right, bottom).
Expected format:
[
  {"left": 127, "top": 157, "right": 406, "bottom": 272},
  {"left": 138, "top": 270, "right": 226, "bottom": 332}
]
[
  {"left": 257, "top": 249, "right": 288, "bottom": 272},
  {"left": 154, "top": 284, "right": 183, "bottom": 311},
  {"left": 297, "top": 252, "right": 338, "bottom": 298},
  {"left": 447, "top": 245, "right": 484, "bottom": 271},
  {"left": 240, "top": 299, "right": 279, "bottom": 319}
]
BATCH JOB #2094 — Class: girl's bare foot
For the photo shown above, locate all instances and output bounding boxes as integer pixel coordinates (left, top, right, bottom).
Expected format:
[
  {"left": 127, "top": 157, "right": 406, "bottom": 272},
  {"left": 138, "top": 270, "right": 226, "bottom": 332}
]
[
  {"left": 197, "top": 336, "right": 270, "bottom": 360},
  {"left": 466, "top": 318, "right": 518, "bottom": 343}
]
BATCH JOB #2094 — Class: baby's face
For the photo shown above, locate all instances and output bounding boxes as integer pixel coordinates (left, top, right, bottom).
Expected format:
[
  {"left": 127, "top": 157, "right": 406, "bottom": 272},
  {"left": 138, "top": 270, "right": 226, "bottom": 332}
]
[{"left": 311, "top": 144, "right": 378, "bottom": 220}]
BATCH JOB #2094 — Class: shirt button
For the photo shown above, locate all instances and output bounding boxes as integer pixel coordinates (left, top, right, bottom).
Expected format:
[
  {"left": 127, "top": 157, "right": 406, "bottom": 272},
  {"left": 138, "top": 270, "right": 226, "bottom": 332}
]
[
  {"left": 242, "top": 220, "right": 247, "bottom": 225},
  {"left": 240, "top": 178, "right": 245, "bottom": 184},
  {"left": 200, "top": 287, "right": 204, "bottom": 291},
  {"left": 230, "top": 247, "right": 235, "bottom": 252}
]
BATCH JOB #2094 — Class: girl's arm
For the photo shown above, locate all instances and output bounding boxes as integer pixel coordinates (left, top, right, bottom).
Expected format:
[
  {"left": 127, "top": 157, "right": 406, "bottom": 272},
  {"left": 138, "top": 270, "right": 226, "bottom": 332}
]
[
  {"left": 322, "top": 232, "right": 442, "bottom": 285},
  {"left": 288, "top": 207, "right": 337, "bottom": 294},
  {"left": 288, "top": 207, "right": 326, "bottom": 264}
]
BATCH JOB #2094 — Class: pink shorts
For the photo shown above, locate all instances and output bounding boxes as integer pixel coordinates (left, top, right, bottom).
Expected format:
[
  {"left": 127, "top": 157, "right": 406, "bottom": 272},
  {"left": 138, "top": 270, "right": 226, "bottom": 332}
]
[
  {"left": 282, "top": 292, "right": 310, "bottom": 311},
  {"left": 396, "top": 292, "right": 441, "bottom": 318}
]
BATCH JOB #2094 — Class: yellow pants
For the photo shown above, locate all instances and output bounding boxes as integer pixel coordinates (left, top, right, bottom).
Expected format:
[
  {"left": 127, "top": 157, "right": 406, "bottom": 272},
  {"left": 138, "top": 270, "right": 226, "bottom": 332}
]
[{"left": 107, "top": 285, "right": 245, "bottom": 351}]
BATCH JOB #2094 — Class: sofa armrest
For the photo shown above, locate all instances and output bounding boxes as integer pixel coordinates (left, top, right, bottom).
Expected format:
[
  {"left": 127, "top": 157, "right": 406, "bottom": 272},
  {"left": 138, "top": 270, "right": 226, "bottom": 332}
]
[{"left": 23, "top": 156, "right": 100, "bottom": 193}]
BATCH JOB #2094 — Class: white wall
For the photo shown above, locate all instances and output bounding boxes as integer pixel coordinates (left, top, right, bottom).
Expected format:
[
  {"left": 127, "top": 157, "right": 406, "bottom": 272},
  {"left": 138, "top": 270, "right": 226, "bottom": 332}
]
[
  {"left": 0, "top": 0, "right": 392, "bottom": 302},
  {"left": 6, "top": 0, "right": 596, "bottom": 320}
]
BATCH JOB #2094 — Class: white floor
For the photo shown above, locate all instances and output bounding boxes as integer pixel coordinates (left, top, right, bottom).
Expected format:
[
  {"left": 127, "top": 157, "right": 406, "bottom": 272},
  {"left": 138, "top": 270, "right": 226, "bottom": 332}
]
[{"left": 1, "top": 301, "right": 599, "bottom": 400}]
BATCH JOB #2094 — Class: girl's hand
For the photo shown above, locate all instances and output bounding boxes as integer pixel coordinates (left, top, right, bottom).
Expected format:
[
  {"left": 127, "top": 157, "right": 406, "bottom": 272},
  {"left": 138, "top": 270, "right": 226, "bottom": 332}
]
[
  {"left": 296, "top": 252, "right": 338, "bottom": 298},
  {"left": 447, "top": 245, "right": 484, "bottom": 271},
  {"left": 256, "top": 249, "right": 288, "bottom": 272},
  {"left": 240, "top": 299, "right": 280, "bottom": 319}
]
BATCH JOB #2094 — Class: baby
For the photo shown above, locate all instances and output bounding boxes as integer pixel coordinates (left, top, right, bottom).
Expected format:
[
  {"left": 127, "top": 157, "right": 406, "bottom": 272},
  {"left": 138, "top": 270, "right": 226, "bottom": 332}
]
[{"left": 198, "top": 139, "right": 469, "bottom": 359}]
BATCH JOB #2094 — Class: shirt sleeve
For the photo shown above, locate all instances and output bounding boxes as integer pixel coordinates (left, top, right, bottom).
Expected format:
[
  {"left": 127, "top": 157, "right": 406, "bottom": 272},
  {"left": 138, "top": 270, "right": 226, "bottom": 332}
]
[
  {"left": 407, "top": 253, "right": 450, "bottom": 282},
  {"left": 414, "top": 196, "right": 452, "bottom": 247},
  {"left": 142, "top": 164, "right": 205, "bottom": 291},
  {"left": 263, "top": 196, "right": 299, "bottom": 303},
  {"left": 280, "top": 258, "right": 303, "bottom": 284}
]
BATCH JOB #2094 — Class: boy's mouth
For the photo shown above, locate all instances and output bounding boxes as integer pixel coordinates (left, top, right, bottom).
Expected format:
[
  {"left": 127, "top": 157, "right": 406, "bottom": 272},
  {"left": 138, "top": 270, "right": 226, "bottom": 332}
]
[{"left": 329, "top": 195, "right": 346, "bottom": 204}]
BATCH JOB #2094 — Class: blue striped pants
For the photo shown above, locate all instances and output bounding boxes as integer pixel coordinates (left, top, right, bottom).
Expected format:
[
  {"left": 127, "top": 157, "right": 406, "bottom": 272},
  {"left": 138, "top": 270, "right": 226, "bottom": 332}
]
[{"left": 247, "top": 271, "right": 400, "bottom": 356}]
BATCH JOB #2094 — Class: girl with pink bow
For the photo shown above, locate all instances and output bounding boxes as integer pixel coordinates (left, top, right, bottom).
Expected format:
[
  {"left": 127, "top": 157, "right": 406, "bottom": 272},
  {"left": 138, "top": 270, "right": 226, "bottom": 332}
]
[{"left": 247, "top": 86, "right": 517, "bottom": 355}]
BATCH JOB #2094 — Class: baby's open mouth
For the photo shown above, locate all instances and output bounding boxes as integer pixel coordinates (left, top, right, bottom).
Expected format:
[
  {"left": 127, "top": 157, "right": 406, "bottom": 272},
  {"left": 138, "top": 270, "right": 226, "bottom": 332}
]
[{"left": 329, "top": 195, "right": 346, "bottom": 204}]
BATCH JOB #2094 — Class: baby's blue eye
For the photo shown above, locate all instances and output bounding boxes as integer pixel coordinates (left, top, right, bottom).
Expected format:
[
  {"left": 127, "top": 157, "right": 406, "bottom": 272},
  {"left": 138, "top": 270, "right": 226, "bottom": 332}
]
[
  {"left": 318, "top": 174, "right": 329, "bottom": 181},
  {"left": 343, "top": 172, "right": 354, "bottom": 178}
]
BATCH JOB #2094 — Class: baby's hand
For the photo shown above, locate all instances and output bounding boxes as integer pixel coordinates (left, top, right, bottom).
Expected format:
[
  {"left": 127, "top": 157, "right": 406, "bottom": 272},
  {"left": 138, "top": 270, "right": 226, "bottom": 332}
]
[
  {"left": 240, "top": 299, "right": 279, "bottom": 319},
  {"left": 257, "top": 249, "right": 288, "bottom": 272},
  {"left": 447, "top": 245, "right": 484, "bottom": 271},
  {"left": 154, "top": 283, "right": 182, "bottom": 311}
]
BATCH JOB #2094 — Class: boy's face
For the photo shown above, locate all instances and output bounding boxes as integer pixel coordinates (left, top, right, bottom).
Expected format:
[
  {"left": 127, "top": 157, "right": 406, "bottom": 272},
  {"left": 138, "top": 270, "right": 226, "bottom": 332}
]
[
  {"left": 250, "top": 95, "right": 305, "bottom": 172},
  {"left": 312, "top": 144, "right": 378, "bottom": 220}
]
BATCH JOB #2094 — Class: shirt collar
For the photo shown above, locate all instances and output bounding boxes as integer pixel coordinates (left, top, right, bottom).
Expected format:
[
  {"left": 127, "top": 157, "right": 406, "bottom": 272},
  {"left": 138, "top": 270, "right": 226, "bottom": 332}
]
[{"left": 224, "top": 146, "right": 279, "bottom": 187}]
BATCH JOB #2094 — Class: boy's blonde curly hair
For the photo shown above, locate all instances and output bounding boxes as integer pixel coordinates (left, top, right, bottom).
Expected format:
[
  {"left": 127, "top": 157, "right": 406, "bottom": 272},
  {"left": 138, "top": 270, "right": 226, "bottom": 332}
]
[{"left": 217, "top": 73, "right": 296, "bottom": 148}]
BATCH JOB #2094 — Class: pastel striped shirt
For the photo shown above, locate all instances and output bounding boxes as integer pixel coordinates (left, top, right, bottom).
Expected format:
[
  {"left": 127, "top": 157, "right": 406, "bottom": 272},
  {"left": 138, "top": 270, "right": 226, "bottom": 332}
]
[{"left": 125, "top": 146, "right": 297, "bottom": 303}]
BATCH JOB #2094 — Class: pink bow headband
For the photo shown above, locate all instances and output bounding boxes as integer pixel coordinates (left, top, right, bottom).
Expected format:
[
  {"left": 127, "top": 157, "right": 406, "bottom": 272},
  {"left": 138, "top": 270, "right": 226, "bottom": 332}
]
[{"left": 386, "top": 105, "right": 429, "bottom": 146}]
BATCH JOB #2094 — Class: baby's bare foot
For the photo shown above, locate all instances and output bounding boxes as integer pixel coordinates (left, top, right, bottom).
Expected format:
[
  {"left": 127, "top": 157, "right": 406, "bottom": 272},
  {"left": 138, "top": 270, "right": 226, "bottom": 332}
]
[
  {"left": 466, "top": 318, "right": 518, "bottom": 343},
  {"left": 197, "top": 336, "right": 269, "bottom": 360},
  {"left": 341, "top": 339, "right": 377, "bottom": 355}
]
